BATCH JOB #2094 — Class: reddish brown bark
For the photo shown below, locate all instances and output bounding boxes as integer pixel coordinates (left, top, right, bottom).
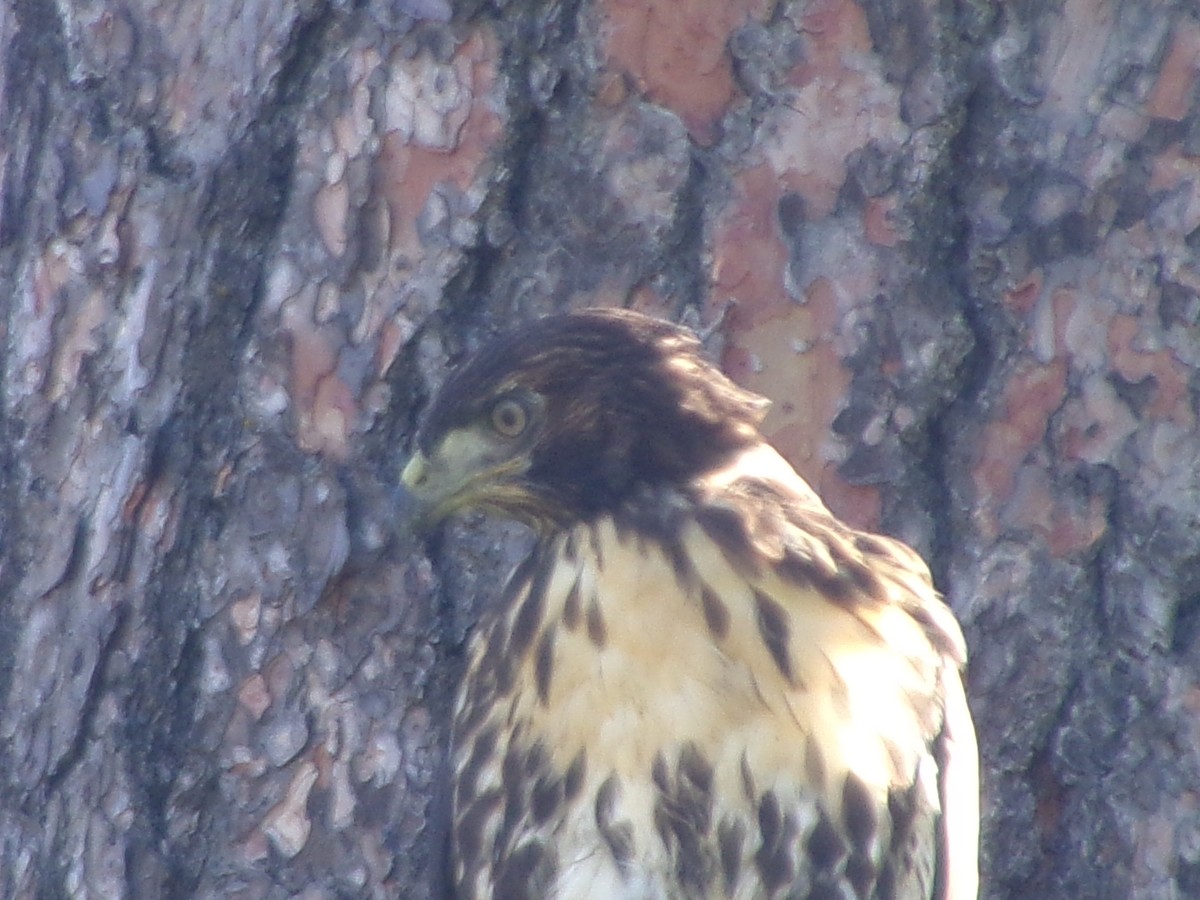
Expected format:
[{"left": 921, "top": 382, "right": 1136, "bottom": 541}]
[{"left": 2, "top": 1, "right": 1198, "bottom": 897}]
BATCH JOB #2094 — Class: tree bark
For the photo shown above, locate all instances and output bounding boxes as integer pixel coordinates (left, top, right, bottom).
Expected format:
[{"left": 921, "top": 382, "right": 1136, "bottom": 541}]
[{"left": 2, "top": 1, "right": 1197, "bottom": 898}]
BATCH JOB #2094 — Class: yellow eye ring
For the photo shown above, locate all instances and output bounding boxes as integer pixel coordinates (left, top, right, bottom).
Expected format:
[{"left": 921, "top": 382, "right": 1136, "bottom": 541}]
[{"left": 490, "top": 398, "right": 528, "bottom": 437}]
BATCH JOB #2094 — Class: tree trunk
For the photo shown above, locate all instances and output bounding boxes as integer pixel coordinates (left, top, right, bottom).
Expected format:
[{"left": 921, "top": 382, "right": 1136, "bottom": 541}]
[{"left": 2, "top": 1, "right": 1197, "bottom": 897}]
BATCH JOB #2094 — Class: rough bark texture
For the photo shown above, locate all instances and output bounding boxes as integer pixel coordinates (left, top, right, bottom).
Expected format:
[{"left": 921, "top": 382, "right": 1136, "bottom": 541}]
[{"left": 1, "top": 1, "right": 1198, "bottom": 898}]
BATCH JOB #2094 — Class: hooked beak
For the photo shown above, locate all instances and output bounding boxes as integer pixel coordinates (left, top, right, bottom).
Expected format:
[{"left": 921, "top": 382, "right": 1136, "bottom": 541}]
[
  {"left": 400, "top": 451, "right": 432, "bottom": 495},
  {"left": 397, "top": 447, "right": 556, "bottom": 532},
  {"left": 397, "top": 450, "right": 445, "bottom": 531}
]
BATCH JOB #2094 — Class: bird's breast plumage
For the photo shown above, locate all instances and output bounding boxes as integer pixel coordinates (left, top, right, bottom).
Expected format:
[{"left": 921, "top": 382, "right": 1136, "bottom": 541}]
[{"left": 449, "top": 444, "right": 973, "bottom": 900}]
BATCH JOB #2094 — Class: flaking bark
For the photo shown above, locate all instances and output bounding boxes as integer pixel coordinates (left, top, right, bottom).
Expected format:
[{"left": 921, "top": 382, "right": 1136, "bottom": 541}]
[{"left": 2, "top": 1, "right": 1197, "bottom": 897}]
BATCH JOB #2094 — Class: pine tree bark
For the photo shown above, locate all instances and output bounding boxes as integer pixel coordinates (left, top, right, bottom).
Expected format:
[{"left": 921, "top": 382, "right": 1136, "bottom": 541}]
[{"left": 2, "top": 1, "right": 1198, "bottom": 898}]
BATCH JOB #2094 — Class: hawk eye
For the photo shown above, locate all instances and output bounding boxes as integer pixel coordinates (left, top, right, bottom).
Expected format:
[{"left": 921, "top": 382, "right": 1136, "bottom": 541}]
[{"left": 489, "top": 397, "right": 528, "bottom": 437}]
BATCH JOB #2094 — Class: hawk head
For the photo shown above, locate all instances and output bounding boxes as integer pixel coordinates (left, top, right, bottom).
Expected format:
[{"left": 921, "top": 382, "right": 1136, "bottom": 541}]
[{"left": 402, "top": 308, "right": 768, "bottom": 529}]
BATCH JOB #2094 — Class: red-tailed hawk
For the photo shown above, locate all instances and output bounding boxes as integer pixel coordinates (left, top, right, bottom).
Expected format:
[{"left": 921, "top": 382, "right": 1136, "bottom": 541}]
[{"left": 402, "top": 308, "right": 978, "bottom": 899}]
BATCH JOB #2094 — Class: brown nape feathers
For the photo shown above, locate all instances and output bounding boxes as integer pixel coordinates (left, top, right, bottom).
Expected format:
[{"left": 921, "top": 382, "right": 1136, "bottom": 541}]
[{"left": 402, "top": 307, "right": 978, "bottom": 900}]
